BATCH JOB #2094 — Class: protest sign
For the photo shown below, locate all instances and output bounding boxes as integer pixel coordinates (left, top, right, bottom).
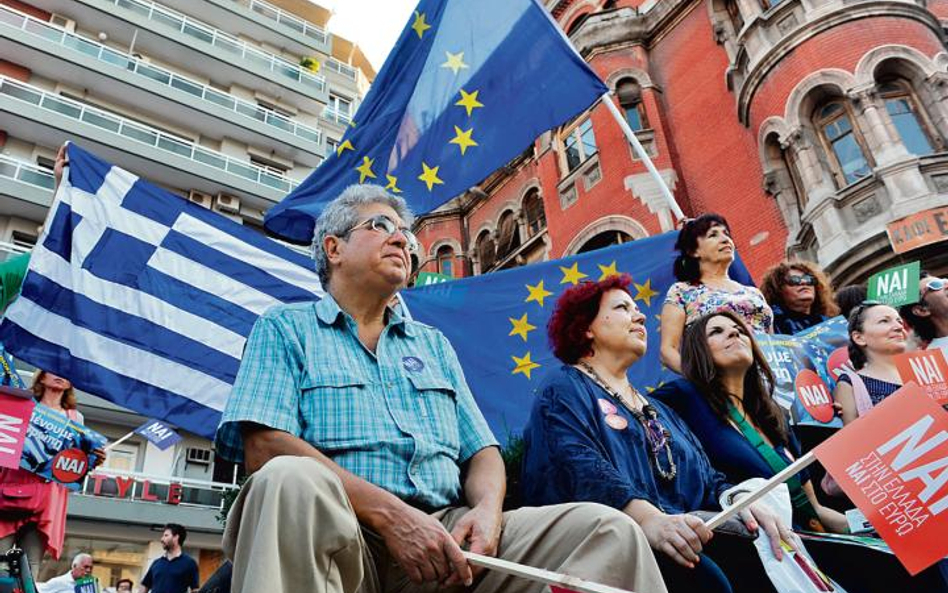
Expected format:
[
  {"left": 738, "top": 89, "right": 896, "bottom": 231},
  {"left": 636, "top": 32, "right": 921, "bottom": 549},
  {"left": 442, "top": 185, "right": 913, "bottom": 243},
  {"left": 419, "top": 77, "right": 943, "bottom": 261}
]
[
  {"left": 74, "top": 575, "right": 99, "bottom": 593},
  {"left": 0, "top": 343, "right": 24, "bottom": 388},
  {"left": 867, "top": 262, "right": 921, "bottom": 307},
  {"left": 21, "top": 404, "right": 107, "bottom": 491},
  {"left": 134, "top": 419, "right": 183, "bottom": 451},
  {"left": 0, "top": 387, "right": 36, "bottom": 468},
  {"left": 895, "top": 350, "right": 948, "bottom": 405},
  {"left": 814, "top": 383, "right": 948, "bottom": 575}
]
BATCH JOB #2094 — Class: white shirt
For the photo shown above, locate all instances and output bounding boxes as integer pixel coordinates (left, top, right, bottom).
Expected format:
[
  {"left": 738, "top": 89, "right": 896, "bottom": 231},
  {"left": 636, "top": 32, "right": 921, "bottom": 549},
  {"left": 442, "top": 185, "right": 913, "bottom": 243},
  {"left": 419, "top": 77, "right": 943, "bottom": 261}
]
[{"left": 38, "top": 571, "right": 76, "bottom": 593}]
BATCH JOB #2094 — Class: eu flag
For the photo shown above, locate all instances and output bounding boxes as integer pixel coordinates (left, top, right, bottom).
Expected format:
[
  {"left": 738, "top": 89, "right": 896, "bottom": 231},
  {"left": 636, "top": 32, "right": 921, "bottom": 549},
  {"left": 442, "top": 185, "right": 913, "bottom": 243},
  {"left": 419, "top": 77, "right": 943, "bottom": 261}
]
[
  {"left": 265, "top": 0, "right": 609, "bottom": 242},
  {"left": 401, "top": 233, "right": 753, "bottom": 441}
]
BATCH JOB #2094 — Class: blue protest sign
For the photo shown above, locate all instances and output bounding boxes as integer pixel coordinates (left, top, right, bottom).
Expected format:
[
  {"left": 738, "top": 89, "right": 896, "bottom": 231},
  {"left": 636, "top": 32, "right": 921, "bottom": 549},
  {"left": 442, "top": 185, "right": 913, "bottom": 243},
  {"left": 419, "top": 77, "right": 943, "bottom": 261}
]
[{"left": 134, "top": 419, "right": 183, "bottom": 451}]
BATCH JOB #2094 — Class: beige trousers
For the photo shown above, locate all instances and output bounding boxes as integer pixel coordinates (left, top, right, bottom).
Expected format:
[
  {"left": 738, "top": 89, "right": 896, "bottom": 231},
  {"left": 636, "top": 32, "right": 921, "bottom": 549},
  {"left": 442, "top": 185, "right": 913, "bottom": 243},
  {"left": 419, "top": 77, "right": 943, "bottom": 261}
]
[{"left": 224, "top": 456, "right": 666, "bottom": 593}]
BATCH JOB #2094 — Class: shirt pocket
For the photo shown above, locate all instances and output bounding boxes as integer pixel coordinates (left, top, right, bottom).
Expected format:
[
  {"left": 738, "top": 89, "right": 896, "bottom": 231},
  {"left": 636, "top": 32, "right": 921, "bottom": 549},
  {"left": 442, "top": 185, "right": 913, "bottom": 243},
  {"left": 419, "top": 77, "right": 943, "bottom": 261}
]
[
  {"left": 300, "top": 372, "right": 375, "bottom": 451},
  {"left": 407, "top": 371, "right": 460, "bottom": 454}
]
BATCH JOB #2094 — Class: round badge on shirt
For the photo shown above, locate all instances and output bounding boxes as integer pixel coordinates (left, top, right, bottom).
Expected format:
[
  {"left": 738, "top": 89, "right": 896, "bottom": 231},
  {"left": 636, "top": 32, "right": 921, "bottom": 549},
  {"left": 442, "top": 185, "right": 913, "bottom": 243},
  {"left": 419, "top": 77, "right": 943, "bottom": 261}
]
[
  {"left": 605, "top": 414, "right": 628, "bottom": 430},
  {"left": 402, "top": 356, "right": 425, "bottom": 373}
]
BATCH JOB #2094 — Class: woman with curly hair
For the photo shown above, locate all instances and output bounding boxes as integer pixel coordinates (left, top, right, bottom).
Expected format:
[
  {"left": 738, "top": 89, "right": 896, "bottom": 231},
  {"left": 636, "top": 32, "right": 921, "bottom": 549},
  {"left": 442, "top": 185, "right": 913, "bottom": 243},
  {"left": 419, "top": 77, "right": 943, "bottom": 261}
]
[{"left": 760, "top": 261, "right": 839, "bottom": 335}]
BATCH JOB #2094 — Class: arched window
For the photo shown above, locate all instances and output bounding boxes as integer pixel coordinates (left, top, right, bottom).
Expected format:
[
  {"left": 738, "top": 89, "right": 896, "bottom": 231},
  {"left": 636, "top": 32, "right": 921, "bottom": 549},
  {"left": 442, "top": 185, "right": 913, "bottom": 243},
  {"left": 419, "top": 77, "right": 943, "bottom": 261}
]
[
  {"left": 523, "top": 189, "right": 547, "bottom": 237},
  {"left": 879, "top": 80, "right": 936, "bottom": 157},
  {"left": 724, "top": 0, "right": 743, "bottom": 33},
  {"left": 577, "top": 230, "right": 632, "bottom": 254},
  {"left": 476, "top": 231, "right": 496, "bottom": 273},
  {"left": 436, "top": 245, "right": 455, "bottom": 277},
  {"left": 495, "top": 211, "right": 522, "bottom": 261},
  {"left": 814, "top": 101, "right": 872, "bottom": 187},
  {"left": 616, "top": 78, "right": 648, "bottom": 132},
  {"left": 565, "top": 13, "right": 589, "bottom": 37}
]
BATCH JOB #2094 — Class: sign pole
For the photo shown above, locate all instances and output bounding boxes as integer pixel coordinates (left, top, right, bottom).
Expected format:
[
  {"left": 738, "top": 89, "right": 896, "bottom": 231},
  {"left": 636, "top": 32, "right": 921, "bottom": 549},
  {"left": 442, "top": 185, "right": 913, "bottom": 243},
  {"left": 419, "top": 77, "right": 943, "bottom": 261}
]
[
  {"left": 464, "top": 552, "right": 636, "bottom": 593},
  {"left": 103, "top": 430, "right": 135, "bottom": 451}
]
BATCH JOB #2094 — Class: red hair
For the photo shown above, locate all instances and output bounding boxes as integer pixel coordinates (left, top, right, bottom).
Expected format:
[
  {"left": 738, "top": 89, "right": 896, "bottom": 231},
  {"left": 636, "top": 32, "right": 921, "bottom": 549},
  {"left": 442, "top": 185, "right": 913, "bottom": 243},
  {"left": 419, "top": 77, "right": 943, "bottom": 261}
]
[{"left": 548, "top": 274, "right": 633, "bottom": 364}]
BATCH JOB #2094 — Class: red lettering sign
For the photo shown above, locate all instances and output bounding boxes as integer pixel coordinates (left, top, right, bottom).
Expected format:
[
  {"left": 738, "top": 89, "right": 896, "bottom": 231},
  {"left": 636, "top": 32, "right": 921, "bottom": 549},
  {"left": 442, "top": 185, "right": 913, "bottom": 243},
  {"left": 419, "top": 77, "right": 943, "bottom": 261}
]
[
  {"left": 115, "top": 476, "right": 134, "bottom": 498},
  {"left": 167, "top": 482, "right": 183, "bottom": 505},
  {"left": 795, "top": 369, "right": 835, "bottom": 423},
  {"left": 814, "top": 383, "right": 948, "bottom": 575},
  {"left": 141, "top": 480, "right": 159, "bottom": 501},
  {"left": 895, "top": 350, "right": 948, "bottom": 405},
  {"left": 51, "top": 448, "right": 88, "bottom": 483}
]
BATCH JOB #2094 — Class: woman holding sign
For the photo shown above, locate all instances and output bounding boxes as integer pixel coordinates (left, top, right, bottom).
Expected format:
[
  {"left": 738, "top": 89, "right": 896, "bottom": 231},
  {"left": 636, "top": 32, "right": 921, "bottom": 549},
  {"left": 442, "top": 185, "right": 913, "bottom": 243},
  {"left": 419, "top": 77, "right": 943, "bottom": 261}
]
[{"left": 0, "top": 371, "right": 102, "bottom": 571}]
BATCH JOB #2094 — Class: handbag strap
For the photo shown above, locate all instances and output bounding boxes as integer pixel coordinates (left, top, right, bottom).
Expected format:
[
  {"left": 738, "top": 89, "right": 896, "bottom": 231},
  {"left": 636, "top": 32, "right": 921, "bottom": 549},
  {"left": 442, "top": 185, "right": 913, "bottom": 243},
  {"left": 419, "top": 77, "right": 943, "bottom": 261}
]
[
  {"left": 840, "top": 369, "right": 873, "bottom": 417},
  {"left": 726, "top": 404, "right": 824, "bottom": 530}
]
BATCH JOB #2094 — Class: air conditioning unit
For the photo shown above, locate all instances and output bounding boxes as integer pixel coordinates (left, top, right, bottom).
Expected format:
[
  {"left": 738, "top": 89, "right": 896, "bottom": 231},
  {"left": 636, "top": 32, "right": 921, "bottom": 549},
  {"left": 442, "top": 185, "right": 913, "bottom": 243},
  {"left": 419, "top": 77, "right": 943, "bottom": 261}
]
[
  {"left": 50, "top": 14, "right": 76, "bottom": 33},
  {"left": 214, "top": 193, "right": 241, "bottom": 215},
  {"left": 185, "top": 447, "right": 213, "bottom": 465},
  {"left": 188, "top": 190, "right": 212, "bottom": 209}
]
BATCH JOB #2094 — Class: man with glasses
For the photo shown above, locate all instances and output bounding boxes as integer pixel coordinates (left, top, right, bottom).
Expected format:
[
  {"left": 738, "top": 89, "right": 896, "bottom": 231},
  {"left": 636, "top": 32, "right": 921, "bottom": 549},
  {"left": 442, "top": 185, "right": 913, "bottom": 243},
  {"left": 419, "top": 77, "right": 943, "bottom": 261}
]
[
  {"left": 215, "top": 185, "right": 665, "bottom": 593},
  {"left": 902, "top": 271, "right": 948, "bottom": 354},
  {"left": 761, "top": 261, "right": 840, "bottom": 335}
]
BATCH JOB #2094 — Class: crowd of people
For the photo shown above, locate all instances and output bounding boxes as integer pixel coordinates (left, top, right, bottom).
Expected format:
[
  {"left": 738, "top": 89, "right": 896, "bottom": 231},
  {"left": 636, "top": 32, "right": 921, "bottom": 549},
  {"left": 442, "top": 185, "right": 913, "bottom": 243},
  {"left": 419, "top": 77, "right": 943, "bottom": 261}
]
[{"left": 3, "top": 183, "right": 948, "bottom": 593}]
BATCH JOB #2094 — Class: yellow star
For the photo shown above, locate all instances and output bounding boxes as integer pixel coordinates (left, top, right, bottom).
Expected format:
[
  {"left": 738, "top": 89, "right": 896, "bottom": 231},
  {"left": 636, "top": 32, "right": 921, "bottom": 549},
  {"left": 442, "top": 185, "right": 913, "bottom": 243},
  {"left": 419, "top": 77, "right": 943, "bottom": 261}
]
[
  {"left": 418, "top": 162, "right": 444, "bottom": 192},
  {"left": 349, "top": 120, "right": 357, "bottom": 128},
  {"left": 508, "top": 313, "right": 536, "bottom": 342},
  {"left": 385, "top": 174, "right": 402, "bottom": 194},
  {"left": 512, "top": 352, "right": 541, "bottom": 380},
  {"left": 646, "top": 385, "right": 656, "bottom": 394},
  {"left": 559, "top": 263, "right": 588, "bottom": 285},
  {"left": 525, "top": 280, "right": 553, "bottom": 307},
  {"left": 336, "top": 139, "right": 354, "bottom": 157},
  {"left": 634, "top": 278, "right": 659, "bottom": 307},
  {"left": 411, "top": 11, "right": 431, "bottom": 38},
  {"left": 354, "top": 156, "right": 376, "bottom": 183},
  {"left": 441, "top": 51, "right": 469, "bottom": 75},
  {"left": 449, "top": 126, "right": 478, "bottom": 156},
  {"left": 597, "top": 261, "right": 619, "bottom": 280},
  {"left": 455, "top": 89, "right": 484, "bottom": 117}
]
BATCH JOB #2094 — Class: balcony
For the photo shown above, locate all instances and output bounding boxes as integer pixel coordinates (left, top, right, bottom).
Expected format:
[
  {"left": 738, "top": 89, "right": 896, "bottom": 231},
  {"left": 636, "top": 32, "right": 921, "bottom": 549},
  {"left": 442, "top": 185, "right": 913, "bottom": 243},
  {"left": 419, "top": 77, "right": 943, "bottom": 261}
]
[
  {"left": 0, "top": 77, "right": 299, "bottom": 206},
  {"left": 0, "top": 155, "right": 55, "bottom": 221},
  {"left": 0, "top": 5, "right": 323, "bottom": 165},
  {"left": 30, "top": 0, "right": 328, "bottom": 109},
  {"left": 325, "top": 58, "right": 357, "bottom": 82},
  {"left": 321, "top": 106, "right": 353, "bottom": 128}
]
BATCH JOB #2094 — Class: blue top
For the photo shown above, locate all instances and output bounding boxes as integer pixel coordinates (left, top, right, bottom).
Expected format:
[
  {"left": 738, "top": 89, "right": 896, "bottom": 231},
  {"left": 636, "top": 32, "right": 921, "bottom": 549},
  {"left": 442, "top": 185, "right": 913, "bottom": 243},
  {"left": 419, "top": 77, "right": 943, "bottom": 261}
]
[
  {"left": 141, "top": 554, "right": 199, "bottom": 593},
  {"left": 521, "top": 365, "right": 729, "bottom": 513},
  {"left": 216, "top": 294, "right": 498, "bottom": 508},
  {"left": 771, "top": 304, "right": 829, "bottom": 336},
  {"left": 837, "top": 373, "right": 900, "bottom": 406},
  {"left": 653, "top": 379, "right": 809, "bottom": 485}
]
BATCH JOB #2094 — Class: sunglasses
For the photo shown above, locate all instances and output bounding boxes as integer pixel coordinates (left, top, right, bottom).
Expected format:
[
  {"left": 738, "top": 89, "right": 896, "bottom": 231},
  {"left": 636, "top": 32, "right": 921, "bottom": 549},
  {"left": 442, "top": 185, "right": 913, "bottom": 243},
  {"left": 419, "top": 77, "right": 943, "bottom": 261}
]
[
  {"left": 921, "top": 278, "right": 946, "bottom": 300},
  {"left": 344, "top": 214, "right": 419, "bottom": 253},
  {"left": 785, "top": 274, "right": 816, "bottom": 287}
]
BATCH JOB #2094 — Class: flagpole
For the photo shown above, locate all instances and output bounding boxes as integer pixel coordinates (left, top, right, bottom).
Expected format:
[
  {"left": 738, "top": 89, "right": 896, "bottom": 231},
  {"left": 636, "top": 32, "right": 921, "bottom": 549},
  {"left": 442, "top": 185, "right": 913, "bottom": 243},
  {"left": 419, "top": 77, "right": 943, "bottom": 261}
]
[
  {"left": 103, "top": 430, "right": 136, "bottom": 451},
  {"left": 704, "top": 451, "right": 817, "bottom": 530},
  {"left": 464, "top": 552, "right": 637, "bottom": 593},
  {"left": 600, "top": 93, "right": 685, "bottom": 221}
]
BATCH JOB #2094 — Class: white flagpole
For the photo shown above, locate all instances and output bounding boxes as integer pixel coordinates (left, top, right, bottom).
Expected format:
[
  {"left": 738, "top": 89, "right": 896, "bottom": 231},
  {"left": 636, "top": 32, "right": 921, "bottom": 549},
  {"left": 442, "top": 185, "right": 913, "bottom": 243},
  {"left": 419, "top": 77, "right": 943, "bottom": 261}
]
[
  {"left": 600, "top": 93, "right": 685, "bottom": 221},
  {"left": 464, "top": 552, "right": 637, "bottom": 593}
]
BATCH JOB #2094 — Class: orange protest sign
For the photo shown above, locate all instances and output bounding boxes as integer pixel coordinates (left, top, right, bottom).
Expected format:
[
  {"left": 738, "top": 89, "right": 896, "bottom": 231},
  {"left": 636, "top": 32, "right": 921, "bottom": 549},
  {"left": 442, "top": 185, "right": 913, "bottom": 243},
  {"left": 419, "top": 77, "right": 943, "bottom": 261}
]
[
  {"left": 814, "top": 383, "right": 948, "bottom": 575},
  {"left": 895, "top": 350, "right": 948, "bottom": 405},
  {"left": 886, "top": 206, "right": 948, "bottom": 254},
  {"left": 795, "top": 369, "right": 835, "bottom": 423}
]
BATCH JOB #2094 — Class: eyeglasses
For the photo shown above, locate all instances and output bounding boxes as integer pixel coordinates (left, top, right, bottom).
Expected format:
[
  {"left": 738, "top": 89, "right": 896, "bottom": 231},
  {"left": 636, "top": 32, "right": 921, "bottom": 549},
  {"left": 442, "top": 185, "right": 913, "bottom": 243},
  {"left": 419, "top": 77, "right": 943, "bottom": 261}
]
[
  {"left": 344, "top": 214, "right": 419, "bottom": 253},
  {"left": 921, "top": 278, "right": 946, "bottom": 300},
  {"left": 785, "top": 273, "right": 816, "bottom": 287}
]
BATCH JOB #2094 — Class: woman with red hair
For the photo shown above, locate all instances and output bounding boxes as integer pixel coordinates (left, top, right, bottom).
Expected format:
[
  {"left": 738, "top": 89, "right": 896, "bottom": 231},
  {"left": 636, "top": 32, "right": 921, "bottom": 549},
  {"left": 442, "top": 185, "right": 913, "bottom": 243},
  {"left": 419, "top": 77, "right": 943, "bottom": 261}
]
[{"left": 521, "top": 275, "right": 794, "bottom": 593}]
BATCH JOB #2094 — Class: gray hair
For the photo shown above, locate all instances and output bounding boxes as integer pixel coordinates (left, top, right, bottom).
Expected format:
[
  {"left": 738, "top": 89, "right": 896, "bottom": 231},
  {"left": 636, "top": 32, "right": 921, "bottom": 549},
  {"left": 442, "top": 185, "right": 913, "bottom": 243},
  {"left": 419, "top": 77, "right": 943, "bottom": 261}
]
[
  {"left": 72, "top": 553, "right": 92, "bottom": 567},
  {"left": 312, "top": 184, "right": 414, "bottom": 286}
]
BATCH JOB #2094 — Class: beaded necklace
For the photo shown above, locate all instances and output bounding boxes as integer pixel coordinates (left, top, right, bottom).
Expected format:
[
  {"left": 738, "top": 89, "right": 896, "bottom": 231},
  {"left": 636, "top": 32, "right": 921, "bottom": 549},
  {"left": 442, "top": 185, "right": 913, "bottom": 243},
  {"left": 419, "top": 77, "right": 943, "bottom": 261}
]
[{"left": 577, "top": 362, "right": 678, "bottom": 481}]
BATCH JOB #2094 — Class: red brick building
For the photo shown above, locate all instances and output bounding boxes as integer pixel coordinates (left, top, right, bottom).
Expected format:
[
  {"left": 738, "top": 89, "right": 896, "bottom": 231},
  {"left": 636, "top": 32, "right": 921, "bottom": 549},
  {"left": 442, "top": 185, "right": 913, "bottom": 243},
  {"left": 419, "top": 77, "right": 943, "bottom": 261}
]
[{"left": 413, "top": 0, "right": 948, "bottom": 286}]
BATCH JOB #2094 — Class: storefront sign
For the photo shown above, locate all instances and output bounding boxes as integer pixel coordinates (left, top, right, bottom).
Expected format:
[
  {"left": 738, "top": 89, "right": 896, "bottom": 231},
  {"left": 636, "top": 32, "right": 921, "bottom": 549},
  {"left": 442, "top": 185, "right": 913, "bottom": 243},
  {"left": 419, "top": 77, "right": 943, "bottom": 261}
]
[
  {"left": 814, "top": 383, "right": 948, "bottom": 575},
  {"left": 90, "top": 473, "right": 184, "bottom": 505},
  {"left": 867, "top": 261, "right": 920, "bottom": 307},
  {"left": 886, "top": 206, "right": 948, "bottom": 254},
  {"left": 895, "top": 350, "right": 948, "bottom": 405}
]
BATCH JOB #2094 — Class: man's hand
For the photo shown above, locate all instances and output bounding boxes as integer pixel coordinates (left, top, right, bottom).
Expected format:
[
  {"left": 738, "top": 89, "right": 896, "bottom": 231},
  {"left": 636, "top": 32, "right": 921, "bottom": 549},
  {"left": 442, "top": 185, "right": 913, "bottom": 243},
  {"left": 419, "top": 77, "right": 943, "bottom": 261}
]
[
  {"left": 640, "top": 513, "right": 712, "bottom": 568},
  {"left": 448, "top": 503, "right": 503, "bottom": 582},
  {"left": 378, "top": 503, "right": 473, "bottom": 587},
  {"left": 739, "top": 502, "right": 798, "bottom": 560},
  {"left": 53, "top": 144, "right": 67, "bottom": 188}
]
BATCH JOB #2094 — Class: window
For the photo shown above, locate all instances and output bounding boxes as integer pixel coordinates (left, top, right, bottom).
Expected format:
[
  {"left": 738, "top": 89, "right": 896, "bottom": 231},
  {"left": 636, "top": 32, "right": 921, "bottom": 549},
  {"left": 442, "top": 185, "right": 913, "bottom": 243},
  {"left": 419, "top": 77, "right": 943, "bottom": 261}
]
[
  {"left": 724, "top": 0, "right": 743, "bottom": 32},
  {"left": 879, "top": 80, "right": 936, "bottom": 157},
  {"left": 523, "top": 189, "right": 546, "bottom": 236},
  {"left": 101, "top": 443, "right": 138, "bottom": 472},
  {"left": 249, "top": 155, "right": 288, "bottom": 176},
  {"left": 327, "top": 93, "right": 352, "bottom": 122},
  {"left": 562, "top": 118, "right": 597, "bottom": 174},
  {"left": 327, "top": 138, "right": 339, "bottom": 154},
  {"left": 436, "top": 245, "right": 455, "bottom": 277},
  {"left": 814, "top": 101, "right": 872, "bottom": 187},
  {"left": 495, "top": 211, "right": 521, "bottom": 261},
  {"left": 11, "top": 231, "right": 36, "bottom": 250},
  {"left": 476, "top": 232, "right": 496, "bottom": 273},
  {"left": 616, "top": 78, "right": 648, "bottom": 132},
  {"left": 577, "top": 230, "right": 632, "bottom": 254}
]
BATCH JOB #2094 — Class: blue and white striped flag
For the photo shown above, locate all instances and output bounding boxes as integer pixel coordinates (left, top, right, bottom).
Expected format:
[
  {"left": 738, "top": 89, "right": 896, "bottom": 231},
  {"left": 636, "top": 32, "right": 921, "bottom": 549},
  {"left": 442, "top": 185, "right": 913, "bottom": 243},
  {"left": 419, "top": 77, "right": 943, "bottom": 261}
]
[{"left": 0, "top": 144, "right": 322, "bottom": 438}]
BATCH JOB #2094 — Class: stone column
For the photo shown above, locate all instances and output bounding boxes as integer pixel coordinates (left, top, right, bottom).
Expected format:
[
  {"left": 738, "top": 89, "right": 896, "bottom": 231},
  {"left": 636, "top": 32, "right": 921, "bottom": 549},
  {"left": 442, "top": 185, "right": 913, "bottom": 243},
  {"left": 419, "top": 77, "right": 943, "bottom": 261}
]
[{"left": 848, "top": 84, "right": 908, "bottom": 166}]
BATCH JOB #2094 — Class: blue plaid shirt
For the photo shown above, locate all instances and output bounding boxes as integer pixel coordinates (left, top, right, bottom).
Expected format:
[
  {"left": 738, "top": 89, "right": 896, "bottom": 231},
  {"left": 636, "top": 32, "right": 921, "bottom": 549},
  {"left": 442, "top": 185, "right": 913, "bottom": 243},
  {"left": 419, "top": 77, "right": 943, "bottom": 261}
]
[{"left": 216, "top": 294, "right": 499, "bottom": 508}]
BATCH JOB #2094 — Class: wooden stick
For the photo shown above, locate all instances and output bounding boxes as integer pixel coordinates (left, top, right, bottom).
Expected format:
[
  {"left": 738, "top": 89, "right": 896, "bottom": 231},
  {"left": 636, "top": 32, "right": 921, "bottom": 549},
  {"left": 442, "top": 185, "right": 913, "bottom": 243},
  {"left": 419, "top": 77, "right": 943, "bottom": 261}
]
[
  {"left": 463, "top": 551, "right": 637, "bottom": 593},
  {"left": 103, "top": 430, "right": 135, "bottom": 451},
  {"left": 705, "top": 451, "right": 818, "bottom": 530}
]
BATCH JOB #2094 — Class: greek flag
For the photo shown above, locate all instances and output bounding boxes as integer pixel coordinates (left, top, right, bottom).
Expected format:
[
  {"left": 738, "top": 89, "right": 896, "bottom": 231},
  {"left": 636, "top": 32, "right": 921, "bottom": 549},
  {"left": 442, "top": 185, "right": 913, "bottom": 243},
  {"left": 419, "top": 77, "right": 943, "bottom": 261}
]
[{"left": 0, "top": 144, "right": 322, "bottom": 438}]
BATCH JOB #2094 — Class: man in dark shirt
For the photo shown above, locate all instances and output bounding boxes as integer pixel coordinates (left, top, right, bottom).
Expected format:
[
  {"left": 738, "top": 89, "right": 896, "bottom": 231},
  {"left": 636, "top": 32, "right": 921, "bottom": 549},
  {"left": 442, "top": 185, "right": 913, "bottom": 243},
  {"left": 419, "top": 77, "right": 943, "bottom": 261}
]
[{"left": 140, "top": 523, "right": 199, "bottom": 593}]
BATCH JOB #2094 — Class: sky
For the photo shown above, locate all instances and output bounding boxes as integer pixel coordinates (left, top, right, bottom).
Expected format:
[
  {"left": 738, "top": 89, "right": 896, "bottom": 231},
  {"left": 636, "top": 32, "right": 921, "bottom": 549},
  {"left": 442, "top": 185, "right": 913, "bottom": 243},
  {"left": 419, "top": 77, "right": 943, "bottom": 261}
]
[{"left": 323, "top": 0, "right": 419, "bottom": 72}]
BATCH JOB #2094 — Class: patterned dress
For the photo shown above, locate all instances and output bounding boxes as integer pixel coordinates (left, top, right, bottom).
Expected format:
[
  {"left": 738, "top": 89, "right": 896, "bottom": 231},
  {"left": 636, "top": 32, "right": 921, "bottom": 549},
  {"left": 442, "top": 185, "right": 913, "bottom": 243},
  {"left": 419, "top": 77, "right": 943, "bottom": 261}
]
[{"left": 664, "top": 281, "right": 774, "bottom": 333}]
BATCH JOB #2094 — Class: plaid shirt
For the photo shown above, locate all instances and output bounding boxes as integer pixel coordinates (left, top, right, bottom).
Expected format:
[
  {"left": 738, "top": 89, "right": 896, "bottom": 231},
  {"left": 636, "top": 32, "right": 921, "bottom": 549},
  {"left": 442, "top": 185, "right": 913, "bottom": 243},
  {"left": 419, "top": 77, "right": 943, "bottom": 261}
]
[{"left": 216, "top": 294, "right": 498, "bottom": 508}]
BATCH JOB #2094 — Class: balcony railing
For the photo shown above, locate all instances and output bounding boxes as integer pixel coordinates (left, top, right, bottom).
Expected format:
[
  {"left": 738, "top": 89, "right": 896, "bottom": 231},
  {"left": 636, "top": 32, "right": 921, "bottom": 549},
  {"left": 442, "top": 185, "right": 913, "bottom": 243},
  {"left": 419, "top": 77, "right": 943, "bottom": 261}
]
[
  {"left": 0, "top": 5, "right": 322, "bottom": 147},
  {"left": 322, "top": 107, "right": 352, "bottom": 126},
  {"left": 239, "top": 0, "right": 328, "bottom": 46},
  {"left": 79, "top": 468, "right": 239, "bottom": 510},
  {"left": 325, "top": 58, "right": 357, "bottom": 81},
  {"left": 0, "top": 77, "right": 300, "bottom": 194},
  {"left": 0, "top": 154, "right": 56, "bottom": 191},
  {"left": 101, "top": 0, "right": 326, "bottom": 95}
]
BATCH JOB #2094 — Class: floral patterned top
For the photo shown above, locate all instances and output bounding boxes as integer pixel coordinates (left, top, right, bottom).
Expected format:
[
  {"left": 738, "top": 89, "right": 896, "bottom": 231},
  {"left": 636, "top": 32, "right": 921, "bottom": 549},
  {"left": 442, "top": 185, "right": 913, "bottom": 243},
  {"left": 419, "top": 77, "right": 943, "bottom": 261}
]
[{"left": 663, "top": 281, "right": 774, "bottom": 333}]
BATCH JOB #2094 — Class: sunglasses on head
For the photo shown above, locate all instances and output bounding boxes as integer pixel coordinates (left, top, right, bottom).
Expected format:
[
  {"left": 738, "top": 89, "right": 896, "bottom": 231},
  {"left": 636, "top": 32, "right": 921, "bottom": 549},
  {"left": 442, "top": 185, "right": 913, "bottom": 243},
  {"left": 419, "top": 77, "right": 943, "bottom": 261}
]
[
  {"left": 921, "top": 278, "right": 946, "bottom": 299},
  {"left": 344, "top": 214, "right": 419, "bottom": 253},
  {"left": 785, "top": 273, "right": 816, "bottom": 287}
]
